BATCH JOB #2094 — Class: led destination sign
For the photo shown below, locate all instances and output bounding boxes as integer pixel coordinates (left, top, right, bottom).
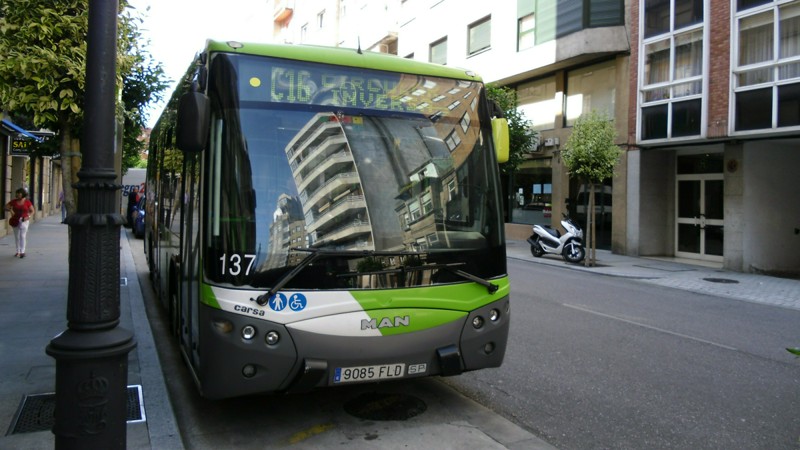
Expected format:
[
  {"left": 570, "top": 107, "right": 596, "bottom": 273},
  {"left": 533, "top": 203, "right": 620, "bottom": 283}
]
[
  {"left": 266, "top": 69, "right": 411, "bottom": 112},
  {"left": 233, "top": 55, "right": 474, "bottom": 115}
]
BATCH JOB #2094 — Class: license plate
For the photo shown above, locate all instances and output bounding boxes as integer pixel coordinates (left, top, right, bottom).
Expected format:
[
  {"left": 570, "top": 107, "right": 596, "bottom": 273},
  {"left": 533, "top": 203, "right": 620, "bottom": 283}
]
[{"left": 333, "top": 363, "right": 405, "bottom": 383}]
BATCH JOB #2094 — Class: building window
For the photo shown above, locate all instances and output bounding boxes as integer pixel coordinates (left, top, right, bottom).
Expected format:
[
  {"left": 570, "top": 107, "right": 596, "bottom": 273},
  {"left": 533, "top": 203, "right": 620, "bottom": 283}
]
[
  {"left": 733, "top": 0, "right": 800, "bottom": 131},
  {"left": 460, "top": 111, "right": 471, "bottom": 133},
  {"left": 468, "top": 16, "right": 491, "bottom": 55},
  {"left": 300, "top": 24, "right": 308, "bottom": 42},
  {"left": 511, "top": 159, "right": 553, "bottom": 226},
  {"left": 565, "top": 60, "right": 617, "bottom": 126},
  {"left": 446, "top": 178, "right": 457, "bottom": 200},
  {"left": 409, "top": 200, "right": 421, "bottom": 221},
  {"left": 445, "top": 129, "right": 461, "bottom": 151},
  {"left": 430, "top": 37, "right": 447, "bottom": 65},
  {"left": 639, "top": 0, "right": 704, "bottom": 140},
  {"left": 518, "top": 13, "right": 535, "bottom": 51},
  {"left": 421, "top": 191, "right": 433, "bottom": 215},
  {"left": 317, "top": 10, "right": 325, "bottom": 29},
  {"left": 517, "top": 76, "right": 558, "bottom": 131},
  {"left": 644, "top": 0, "right": 703, "bottom": 38}
]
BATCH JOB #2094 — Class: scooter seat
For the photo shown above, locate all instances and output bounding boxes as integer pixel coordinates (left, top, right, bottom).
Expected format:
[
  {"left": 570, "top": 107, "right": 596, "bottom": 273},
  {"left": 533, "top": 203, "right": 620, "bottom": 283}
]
[{"left": 542, "top": 226, "right": 561, "bottom": 239}]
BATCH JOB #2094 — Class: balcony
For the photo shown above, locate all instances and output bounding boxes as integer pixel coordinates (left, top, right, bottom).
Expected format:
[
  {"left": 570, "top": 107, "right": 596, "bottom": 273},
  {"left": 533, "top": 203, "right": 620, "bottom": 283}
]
[{"left": 273, "top": 0, "right": 293, "bottom": 23}]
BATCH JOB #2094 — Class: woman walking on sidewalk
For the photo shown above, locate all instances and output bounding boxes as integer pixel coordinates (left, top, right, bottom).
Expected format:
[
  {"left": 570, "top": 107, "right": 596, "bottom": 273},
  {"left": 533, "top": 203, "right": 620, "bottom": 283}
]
[{"left": 5, "top": 188, "right": 35, "bottom": 258}]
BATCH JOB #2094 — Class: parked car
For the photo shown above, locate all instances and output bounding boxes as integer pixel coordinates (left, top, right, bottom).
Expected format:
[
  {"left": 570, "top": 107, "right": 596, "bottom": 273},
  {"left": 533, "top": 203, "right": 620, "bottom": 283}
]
[{"left": 132, "top": 197, "right": 146, "bottom": 239}]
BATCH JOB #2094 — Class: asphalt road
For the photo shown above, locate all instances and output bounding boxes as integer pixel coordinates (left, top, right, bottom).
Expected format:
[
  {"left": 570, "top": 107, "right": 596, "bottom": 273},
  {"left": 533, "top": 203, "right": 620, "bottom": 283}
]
[
  {"left": 443, "top": 258, "right": 800, "bottom": 449},
  {"left": 129, "top": 228, "right": 800, "bottom": 449}
]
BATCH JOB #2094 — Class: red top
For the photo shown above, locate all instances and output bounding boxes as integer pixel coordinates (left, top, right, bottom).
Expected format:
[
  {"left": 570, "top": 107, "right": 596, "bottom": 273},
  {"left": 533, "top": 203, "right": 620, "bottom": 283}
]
[{"left": 7, "top": 198, "right": 34, "bottom": 220}]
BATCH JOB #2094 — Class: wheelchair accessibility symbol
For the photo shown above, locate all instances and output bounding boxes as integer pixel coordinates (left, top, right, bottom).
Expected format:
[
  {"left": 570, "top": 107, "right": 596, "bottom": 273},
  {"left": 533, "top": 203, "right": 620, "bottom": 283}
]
[
  {"left": 268, "top": 292, "right": 307, "bottom": 312},
  {"left": 288, "top": 293, "right": 307, "bottom": 311}
]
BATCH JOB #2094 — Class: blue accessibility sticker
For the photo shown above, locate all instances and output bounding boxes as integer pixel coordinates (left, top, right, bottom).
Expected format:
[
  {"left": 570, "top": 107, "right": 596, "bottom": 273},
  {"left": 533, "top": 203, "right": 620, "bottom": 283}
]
[
  {"left": 288, "top": 293, "right": 307, "bottom": 311},
  {"left": 268, "top": 293, "right": 288, "bottom": 311}
]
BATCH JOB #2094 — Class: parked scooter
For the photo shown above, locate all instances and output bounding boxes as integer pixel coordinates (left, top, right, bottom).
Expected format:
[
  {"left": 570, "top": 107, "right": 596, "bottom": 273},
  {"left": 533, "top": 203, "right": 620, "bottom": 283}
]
[{"left": 527, "top": 214, "right": 586, "bottom": 264}]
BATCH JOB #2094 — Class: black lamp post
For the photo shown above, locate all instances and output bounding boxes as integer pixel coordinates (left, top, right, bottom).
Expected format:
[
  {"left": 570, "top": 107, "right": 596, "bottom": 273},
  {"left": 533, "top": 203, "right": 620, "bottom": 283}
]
[{"left": 46, "top": 1, "right": 136, "bottom": 448}]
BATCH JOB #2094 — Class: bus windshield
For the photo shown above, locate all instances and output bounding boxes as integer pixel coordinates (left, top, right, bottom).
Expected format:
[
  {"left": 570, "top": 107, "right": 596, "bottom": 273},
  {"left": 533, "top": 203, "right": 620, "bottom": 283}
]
[{"left": 204, "top": 53, "right": 505, "bottom": 289}]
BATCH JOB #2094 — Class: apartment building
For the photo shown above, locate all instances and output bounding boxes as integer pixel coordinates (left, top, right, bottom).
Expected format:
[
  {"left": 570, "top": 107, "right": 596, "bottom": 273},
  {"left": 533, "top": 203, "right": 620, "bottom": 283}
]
[
  {"left": 270, "top": 0, "right": 399, "bottom": 53},
  {"left": 629, "top": 0, "right": 800, "bottom": 274},
  {"left": 397, "top": 0, "right": 631, "bottom": 253}
]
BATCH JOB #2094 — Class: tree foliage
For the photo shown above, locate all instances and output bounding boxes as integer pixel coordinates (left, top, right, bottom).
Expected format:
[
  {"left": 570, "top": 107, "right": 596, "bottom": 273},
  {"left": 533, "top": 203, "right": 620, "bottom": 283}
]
[
  {"left": 0, "top": 0, "right": 89, "bottom": 215},
  {"left": 0, "top": 0, "right": 167, "bottom": 212},
  {"left": 0, "top": 1, "right": 87, "bottom": 126},
  {"left": 561, "top": 110, "right": 621, "bottom": 266},
  {"left": 119, "top": 7, "right": 168, "bottom": 174},
  {"left": 562, "top": 110, "right": 620, "bottom": 184},
  {"left": 486, "top": 85, "right": 537, "bottom": 175}
]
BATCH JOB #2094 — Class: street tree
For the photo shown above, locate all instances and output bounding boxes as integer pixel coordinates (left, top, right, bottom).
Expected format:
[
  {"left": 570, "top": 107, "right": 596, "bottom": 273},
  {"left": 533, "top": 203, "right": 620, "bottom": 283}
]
[
  {"left": 0, "top": 0, "right": 166, "bottom": 214},
  {"left": 561, "top": 110, "right": 621, "bottom": 266},
  {"left": 0, "top": 0, "right": 86, "bottom": 215},
  {"left": 119, "top": 9, "right": 168, "bottom": 174},
  {"left": 486, "top": 85, "right": 538, "bottom": 220},
  {"left": 487, "top": 85, "right": 537, "bottom": 175}
]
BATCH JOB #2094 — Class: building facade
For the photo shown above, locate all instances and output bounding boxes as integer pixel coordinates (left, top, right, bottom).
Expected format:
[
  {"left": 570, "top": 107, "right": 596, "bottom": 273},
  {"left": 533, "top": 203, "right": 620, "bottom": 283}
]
[
  {"left": 628, "top": 0, "right": 800, "bottom": 275},
  {"left": 396, "top": 0, "right": 631, "bottom": 253},
  {"left": 270, "top": 0, "right": 399, "bottom": 53}
]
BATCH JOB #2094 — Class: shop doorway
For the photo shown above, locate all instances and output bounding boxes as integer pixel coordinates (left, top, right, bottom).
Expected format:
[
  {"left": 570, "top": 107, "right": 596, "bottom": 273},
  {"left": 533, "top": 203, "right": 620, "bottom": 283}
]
[{"left": 675, "top": 154, "right": 724, "bottom": 262}]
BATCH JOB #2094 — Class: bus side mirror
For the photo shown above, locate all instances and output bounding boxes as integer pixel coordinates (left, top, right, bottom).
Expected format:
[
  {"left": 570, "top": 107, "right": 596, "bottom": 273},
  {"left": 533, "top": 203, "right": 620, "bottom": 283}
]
[
  {"left": 492, "top": 117, "right": 509, "bottom": 164},
  {"left": 176, "top": 91, "right": 210, "bottom": 153}
]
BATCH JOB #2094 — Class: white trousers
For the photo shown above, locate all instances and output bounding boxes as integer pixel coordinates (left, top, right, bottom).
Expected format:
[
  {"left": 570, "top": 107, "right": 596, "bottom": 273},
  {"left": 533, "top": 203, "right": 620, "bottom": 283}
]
[{"left": 13, "top": 219, "right": 29, "bottom": 254}]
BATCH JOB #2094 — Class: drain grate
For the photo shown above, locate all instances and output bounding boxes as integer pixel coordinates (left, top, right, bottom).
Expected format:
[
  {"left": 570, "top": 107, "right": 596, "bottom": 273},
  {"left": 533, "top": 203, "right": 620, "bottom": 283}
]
[
  {"left": 703, "top": 277, "right": 739, "bottom": 284},
  {"left": 344, "top": 392, "right": 427, "bottom": 421},
  {"left": 7, "top": 385, "right": 145, "bottom": 435}
]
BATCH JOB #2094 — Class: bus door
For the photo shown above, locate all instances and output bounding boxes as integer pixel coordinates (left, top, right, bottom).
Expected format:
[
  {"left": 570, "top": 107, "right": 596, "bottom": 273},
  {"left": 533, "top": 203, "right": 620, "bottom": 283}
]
[{"left": 179, "top": 153, "right": 202, "bottom": 369}]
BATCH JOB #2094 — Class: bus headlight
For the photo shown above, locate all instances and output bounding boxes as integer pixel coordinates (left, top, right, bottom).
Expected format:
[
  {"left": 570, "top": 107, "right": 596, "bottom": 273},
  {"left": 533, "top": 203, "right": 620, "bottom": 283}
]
[
  {"left": 212, "top": 319, "right": 233, "bottom": 334},
  {"left": 241, "top": 325, "right": 256, "bottom": 340},
  {"left": 265, "top": 331, "right": 280, "bottom": 345},
  {"left": 489, "top": 309, "right": 500, "bottom": 322},
  {"left": 472, "top": 316, "right": 484, "bottom": 329}
]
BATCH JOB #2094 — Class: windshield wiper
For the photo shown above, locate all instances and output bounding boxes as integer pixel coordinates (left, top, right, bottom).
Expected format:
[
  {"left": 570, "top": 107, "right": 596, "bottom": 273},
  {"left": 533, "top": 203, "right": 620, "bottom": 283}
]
[
  {"left": 251, "top": 248, "right": 426, "bottom": 306},
  {"left": 427, "top": 263, "right": 498, "bottom": 294}
]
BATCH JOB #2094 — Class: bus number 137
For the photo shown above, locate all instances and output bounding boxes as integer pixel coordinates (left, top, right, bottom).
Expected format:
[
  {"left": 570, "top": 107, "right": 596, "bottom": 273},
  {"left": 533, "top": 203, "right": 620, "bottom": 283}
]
[{"left": 219, "top": 254, "right": 257, "bottom": 276}]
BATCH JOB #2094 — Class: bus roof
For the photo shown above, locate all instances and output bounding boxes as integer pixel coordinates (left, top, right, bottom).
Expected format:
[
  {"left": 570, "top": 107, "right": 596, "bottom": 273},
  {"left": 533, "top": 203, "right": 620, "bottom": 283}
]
[{"left": 204, "top": 40, "right": 483, "bottom": 83}]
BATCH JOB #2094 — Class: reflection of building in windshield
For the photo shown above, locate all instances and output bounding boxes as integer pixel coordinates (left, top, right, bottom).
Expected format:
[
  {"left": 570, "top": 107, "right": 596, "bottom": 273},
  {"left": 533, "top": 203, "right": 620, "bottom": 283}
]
[
  {"left": 286, "top": 114, "right": 373, "bottom": 250},
  {"left": 395, "top": 82, "right": 483, "bottom": 250},
  {"left": 281, "top": 78, "right": 483, "bottom": 254},
  {"left": 261, "top": 193, "right": 305, "bottom": 270}
]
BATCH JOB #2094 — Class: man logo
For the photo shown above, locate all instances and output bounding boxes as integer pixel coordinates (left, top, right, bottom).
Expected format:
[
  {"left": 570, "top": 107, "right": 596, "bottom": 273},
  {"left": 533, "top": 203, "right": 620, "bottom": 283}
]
[{"left": 361, "top": 315, "right": 410, "bottom": 330}]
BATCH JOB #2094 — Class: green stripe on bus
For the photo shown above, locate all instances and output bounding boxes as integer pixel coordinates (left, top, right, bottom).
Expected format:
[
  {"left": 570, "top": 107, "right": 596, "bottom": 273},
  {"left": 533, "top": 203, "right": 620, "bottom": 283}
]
[
  {"left": 200, "top": 283, "right": 221, "bottom": 309},
  {"left": 350, "top": 277, "right": 509, "bottom": 312},
  {"left": 361, "top": 308, "right": 466, "bottom": 336}
]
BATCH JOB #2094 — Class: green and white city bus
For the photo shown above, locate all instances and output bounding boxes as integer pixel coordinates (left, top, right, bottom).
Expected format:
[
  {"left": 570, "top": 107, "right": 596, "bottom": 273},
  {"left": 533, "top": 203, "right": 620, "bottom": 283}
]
[{"left": 144, "top": 40, "right": 511, "bottom": 399}]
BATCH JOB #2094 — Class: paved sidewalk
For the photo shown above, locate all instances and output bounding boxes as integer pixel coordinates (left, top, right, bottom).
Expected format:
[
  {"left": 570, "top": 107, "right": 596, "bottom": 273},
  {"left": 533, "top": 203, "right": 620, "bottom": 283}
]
[
  {"left": 0, "top": 213, "right": 182, "bottom": 449},
  {"left": 506, "top": 239, "right": 800, "bottom": 311}
]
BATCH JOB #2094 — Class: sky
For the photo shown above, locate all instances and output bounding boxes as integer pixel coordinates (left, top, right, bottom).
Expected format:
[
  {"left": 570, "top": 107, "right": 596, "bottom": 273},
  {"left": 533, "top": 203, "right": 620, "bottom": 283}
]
[{"left": 127, "top": 0, "right": 274, "bottom": 128}]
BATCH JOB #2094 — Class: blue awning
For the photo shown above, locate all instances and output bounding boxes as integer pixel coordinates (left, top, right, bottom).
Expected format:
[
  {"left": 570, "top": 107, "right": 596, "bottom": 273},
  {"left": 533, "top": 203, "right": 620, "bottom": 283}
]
[{"left": 1, "top": 119, "right": 44, "bottom": 143}]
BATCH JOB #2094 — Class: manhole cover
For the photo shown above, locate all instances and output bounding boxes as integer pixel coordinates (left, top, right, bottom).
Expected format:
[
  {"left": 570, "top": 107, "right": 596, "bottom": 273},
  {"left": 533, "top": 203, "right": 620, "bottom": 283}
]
[
  {"left": 703, "top": 277, "right": 739, "bottom": 284},
  {"left": 344, "top": 392, "right": 427, "bottom": 421},
  {"left": 8, "top": 385, "right": 145, "bottom": 435}
]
